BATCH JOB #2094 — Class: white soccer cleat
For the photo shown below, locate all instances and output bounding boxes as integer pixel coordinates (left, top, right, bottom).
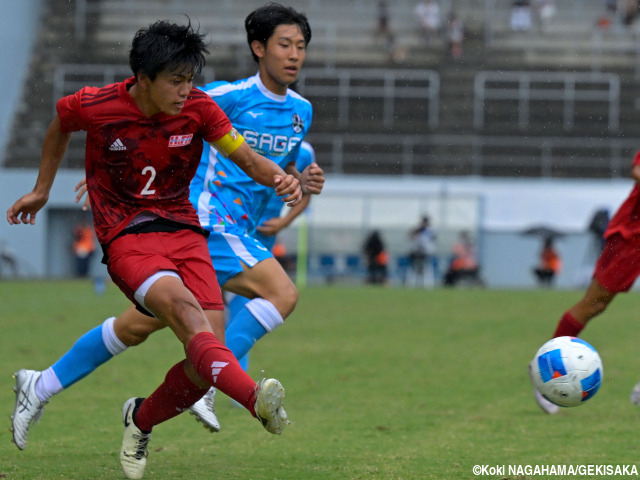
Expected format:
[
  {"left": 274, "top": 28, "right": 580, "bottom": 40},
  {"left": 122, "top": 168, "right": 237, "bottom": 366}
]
[
  {"left": 630, "top": 381, "right": 640, "bottom": 405},
  {"left": 255, "top": 378, "right": 289, "bottom": 434},
  {"left": 11, "top": 369, "right": 47, "bottom": 450},
  {"left": 120, "top": 398, "right": 151, "bottom": 480},
  {"left": 528, "top": 364, "right": 559, "bottom": 415},
  {"left": 188, "top": 387, "right": 220, "bottom": 432}
]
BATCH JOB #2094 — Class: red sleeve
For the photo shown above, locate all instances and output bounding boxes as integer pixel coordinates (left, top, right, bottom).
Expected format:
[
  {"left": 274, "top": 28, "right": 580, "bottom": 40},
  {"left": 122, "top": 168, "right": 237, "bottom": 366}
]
[
  {"left": 56, "top": 91, "right": 85, "bottom": 133},
  {"left": 195, "top": 92, "right": 233, "bottom": 143}
]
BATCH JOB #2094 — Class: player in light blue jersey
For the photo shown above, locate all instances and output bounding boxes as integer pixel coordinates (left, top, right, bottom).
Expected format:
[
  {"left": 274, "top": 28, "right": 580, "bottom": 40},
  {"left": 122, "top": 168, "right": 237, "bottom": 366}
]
[
  {"left": 10, "top": 3, "right": 325, "bottom": 450},
  {"left": 192, "top": 74, "right": 312, "bottom": 237},
  {"left": 228, "top": 141, "right": 316, "bottom": 373}
]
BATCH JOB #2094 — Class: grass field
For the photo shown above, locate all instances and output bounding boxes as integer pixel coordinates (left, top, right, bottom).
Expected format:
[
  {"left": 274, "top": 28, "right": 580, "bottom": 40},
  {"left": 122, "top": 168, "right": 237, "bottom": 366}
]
[{"left": 2, "top": 280, "right": 640, "bottom": 479}]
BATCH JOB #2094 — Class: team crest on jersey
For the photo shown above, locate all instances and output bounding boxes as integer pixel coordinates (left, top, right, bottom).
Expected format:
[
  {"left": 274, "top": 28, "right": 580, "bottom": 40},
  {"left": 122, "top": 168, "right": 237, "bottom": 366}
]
[
  {"left": 168, "top": 134, "right": 194, "bottom": 148},
  {"left": 292, "top": 113, "right": 304, "bottom": 133}
]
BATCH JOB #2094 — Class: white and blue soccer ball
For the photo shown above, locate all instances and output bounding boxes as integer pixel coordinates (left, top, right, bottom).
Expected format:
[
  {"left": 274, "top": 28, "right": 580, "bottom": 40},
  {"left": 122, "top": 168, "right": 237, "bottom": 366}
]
[{"left": 530, "top": 336, "right": 603, "bottom": 408}]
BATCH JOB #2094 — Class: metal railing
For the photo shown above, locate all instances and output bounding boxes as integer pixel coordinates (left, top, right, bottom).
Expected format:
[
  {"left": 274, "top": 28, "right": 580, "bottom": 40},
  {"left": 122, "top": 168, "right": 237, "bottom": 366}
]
[
  {"left": 306, "top": 132, "right": 638, "bottom": 178},
  {"left": 473, "top": 71, "right": 621, "bottom": 132},
  {"left": 52, "top": 64, "right": 215, "bottom": 114},
  {"left": 296, "top": 68, "right": 440, "bottom": 129}
]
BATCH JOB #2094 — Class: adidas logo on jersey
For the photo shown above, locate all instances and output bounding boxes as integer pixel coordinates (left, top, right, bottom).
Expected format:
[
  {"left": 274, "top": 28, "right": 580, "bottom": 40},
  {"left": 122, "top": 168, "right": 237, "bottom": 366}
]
[{"left": 109, "top": 138, "right": 126, "bottom": 151}]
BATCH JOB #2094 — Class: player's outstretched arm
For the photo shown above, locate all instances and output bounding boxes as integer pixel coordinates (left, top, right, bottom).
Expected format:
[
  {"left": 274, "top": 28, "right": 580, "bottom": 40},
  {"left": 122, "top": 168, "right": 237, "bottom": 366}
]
[
  {"left": 228, "top": 142, "right": 302, "bottom": 206},
  {"left": 7, "top": 116, "right": 71, "bottom": 225}
]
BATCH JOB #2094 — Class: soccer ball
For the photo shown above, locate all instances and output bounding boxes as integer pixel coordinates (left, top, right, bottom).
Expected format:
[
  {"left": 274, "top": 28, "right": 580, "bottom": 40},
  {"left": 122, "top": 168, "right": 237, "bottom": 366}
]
[{"left": 529, "top": 336, "right": 603, "bottom": 408}]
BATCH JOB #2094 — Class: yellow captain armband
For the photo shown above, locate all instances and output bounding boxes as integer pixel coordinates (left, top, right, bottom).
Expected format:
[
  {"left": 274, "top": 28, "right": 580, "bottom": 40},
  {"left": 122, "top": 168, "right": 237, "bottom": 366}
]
[{"left": 211, "top": 128, "right": 244, "bottom": 157}]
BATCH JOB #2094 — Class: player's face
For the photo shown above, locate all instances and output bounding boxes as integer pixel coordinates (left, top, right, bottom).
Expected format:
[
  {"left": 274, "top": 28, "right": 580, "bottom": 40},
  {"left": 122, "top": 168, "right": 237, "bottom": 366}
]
[
  {"left": 257, "top": 23, "right": 307, "bottom": 95},
  {"left": 145, "top": 68, "right": 194, "bottom": 116}
]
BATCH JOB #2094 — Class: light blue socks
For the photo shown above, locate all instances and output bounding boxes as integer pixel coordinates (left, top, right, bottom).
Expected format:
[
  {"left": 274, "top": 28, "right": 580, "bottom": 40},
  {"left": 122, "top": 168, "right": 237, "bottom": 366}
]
[
  {"left": 35, "top": 317, "right": 127, "bottom": 401},
  {"left": 225, "top": 297, "right": 284, "bottom": 362}
]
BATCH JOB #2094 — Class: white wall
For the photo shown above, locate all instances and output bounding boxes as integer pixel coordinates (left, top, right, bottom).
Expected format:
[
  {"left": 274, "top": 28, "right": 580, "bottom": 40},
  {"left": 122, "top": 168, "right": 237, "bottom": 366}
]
[{"left": 316, "top": 174, "right": 631, "bottom": 233}]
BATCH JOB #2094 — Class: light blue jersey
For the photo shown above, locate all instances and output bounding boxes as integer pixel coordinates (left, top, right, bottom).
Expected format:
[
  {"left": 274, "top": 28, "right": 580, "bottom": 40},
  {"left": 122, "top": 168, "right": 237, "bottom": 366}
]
[
  {"left": 254, "top": 141, "right": 315, "bottom": 251},
  {"left": 191, "top": 73, "right": 313, "bottom": 238}
]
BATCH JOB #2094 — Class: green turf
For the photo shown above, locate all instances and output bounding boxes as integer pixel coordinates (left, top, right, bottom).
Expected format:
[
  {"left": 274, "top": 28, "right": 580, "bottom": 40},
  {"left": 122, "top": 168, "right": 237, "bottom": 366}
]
[{"left": 1, "top": 280, "right": 640, "bottom": 479}]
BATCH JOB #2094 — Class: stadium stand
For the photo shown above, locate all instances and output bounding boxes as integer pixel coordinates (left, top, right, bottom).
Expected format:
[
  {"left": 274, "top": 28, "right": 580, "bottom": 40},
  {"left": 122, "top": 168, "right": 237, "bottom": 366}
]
[{"left": 5, "top": 0, "right": 640, "bottom": 178}]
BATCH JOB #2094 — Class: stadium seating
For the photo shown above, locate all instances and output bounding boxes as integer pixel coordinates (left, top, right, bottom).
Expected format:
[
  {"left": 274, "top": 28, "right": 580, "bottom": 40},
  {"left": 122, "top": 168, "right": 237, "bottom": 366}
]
[{"left": 5, "top": 0, "right": 640, "bottom": 179}]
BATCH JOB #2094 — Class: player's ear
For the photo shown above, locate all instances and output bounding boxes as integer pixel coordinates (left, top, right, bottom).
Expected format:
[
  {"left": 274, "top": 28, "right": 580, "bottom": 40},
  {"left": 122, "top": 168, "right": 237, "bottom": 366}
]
[
  {"left": 137, "top": 73, "right": 151, "bottom": 90},
  {"left": 250, "top": 40, "right": 266, "bottom": 60}
]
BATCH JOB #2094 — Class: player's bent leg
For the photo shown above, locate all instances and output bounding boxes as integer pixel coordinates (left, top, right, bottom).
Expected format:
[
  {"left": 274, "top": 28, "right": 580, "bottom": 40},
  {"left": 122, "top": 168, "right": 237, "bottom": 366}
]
[
  {"left": 141, "top": 274, "right": 212, "bottom": 345},
  {"left": 136, "top": 275, "right": 278, "bottom": 428},
  {"left": 114, "top": 305, "right": 166, "bottom": 346},
  {"left": 115, "top": 303, "right": 222, "bottom": 431},
  {"left": 223, "top": 258, "right": 294, "bottom": 360},
  {"left": 568, "top": 279, "right": 615, "bottom": 327},
  {"left": 225, "top": 257, "right": 298, "bottom": 318},
  {"left": 187, "top": 309, "right": 225, "bottom": 431}
]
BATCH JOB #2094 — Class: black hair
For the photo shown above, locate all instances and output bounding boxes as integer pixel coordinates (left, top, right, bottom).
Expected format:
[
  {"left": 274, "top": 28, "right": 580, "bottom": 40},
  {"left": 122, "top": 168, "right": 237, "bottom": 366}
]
[
  {"left": 129, "top": 18, "right": 209, "bottom": 80},
  {"left": 245, "top": 3, "right": 312, "bottom": 63}
]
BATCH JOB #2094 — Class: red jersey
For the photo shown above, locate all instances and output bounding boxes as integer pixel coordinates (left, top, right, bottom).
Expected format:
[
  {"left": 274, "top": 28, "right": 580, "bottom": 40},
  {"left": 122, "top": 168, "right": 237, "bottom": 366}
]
[
  {"left": 604, "top": 151, "right": 640, "bottom": 239},
  {"left": 57, "top": 77, "right": 234, "bottom": 245}
]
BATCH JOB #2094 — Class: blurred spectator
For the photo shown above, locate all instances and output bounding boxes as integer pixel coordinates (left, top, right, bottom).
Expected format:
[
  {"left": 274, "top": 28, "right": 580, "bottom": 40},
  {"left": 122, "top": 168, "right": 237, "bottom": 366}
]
[
  {"left": 443, "top": 231, "right": 482, "bottom": 287},
  {"left": 510, "top": 0, "right": 532, "bottom": 31},
  {"left": 532, "top": 0, "right": 556, "bottom": 32},
  {"left": 596, "top": 13, "right": 612, "bottom": 30},
  {"left": 363, "top": 230, "right": 389, "bottom": 285},
  {"left": 408, "top": 215, "right": 437, "bottom": 287},
  {"left": 533, "top": 236, "right": 562, "bottom": 287},
  {"left": 446, "top": 11, "right": 465, "bottom": 58},
  {"left": 415, "top": 0, "right": 441, "bottom": 45},
  {"left": 72, "top": 221, "right": 96, "bottom": 278},
  {"left": 375, "top": 1, "right": 396, "bottom": 52},
  {"left": 623, "top": 0, "right": 639, "bottom": 26},
  {"left": 375, "top": 0, "right": 407, "bottom": 63}
]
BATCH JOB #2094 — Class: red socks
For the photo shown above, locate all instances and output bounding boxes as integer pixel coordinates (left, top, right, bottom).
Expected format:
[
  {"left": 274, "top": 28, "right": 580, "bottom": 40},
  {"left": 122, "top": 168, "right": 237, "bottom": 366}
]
[
  {"left": 134, "top": 332, "right": 258, "bottom": 432},
  {"left": 135, "top": 360, "right": 207, "bottom": 432},
  {"left": 186, "top": 332, "right": 257, "bottom": 416},
  {"left": 553, "top": 311, "right": 585, "bottom": 338}
]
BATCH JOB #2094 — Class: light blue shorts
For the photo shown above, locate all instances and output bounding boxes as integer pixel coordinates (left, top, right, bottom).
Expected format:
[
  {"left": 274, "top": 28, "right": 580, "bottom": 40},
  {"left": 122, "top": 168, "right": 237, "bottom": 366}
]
[{"left": 207, "top": 229, "right": 273, "bottom": 286}]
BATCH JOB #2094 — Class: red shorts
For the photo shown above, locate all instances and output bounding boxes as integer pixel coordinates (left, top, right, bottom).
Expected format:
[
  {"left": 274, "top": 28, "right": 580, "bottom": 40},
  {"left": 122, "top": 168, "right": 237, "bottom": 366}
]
[
  {"left": 593, "top": 233, "right": 640, "bottom": 292},
  {"left": 106, "top": 229, "right": 223, "bottom": 311}
]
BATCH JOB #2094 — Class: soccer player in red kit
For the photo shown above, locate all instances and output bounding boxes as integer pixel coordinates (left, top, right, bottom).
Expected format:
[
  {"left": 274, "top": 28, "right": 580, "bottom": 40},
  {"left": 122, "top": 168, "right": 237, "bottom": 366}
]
[
  {"left": 530, "top": 150, "right": 640, "bottom": 415},
  {"left": 7, "top": 20, "right": 298, "bottom": 479}
]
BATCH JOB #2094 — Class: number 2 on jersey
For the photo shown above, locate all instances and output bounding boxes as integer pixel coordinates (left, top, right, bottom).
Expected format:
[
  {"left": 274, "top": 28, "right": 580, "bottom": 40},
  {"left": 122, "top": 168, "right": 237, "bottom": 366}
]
[{"left": 140, "top": 166, "right": 156, "bottom": 195}]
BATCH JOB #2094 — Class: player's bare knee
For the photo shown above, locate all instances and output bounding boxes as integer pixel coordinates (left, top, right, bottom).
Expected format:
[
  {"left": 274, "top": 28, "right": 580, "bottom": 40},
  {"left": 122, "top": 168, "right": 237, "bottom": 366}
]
[{"left": 274, "top": 281, "right": 298, "bottom": 318}]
